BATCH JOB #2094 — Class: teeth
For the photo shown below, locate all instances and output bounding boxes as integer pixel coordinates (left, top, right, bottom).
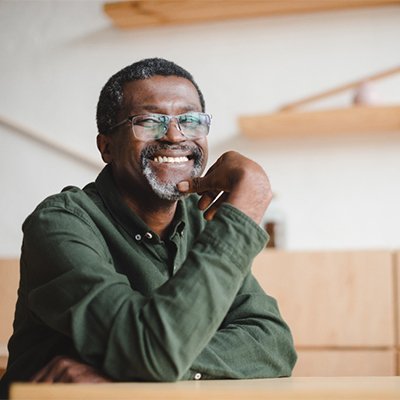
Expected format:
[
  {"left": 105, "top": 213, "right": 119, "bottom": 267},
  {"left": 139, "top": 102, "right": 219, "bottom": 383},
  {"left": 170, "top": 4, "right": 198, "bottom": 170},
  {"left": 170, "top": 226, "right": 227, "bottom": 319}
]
[{"left": 153, "top": 156, "right": 189, "bottom": 163}]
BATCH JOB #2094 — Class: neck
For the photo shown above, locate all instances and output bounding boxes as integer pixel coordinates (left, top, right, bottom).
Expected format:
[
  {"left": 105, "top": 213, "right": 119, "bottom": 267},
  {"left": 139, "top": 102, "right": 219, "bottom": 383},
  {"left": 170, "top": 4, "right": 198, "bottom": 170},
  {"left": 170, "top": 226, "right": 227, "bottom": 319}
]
[
  {"left": 123, "top": 194, "right": 177, "bottom": 239},
  {"left": 110, "top": 167, "right": 180, "bottom": 238}
]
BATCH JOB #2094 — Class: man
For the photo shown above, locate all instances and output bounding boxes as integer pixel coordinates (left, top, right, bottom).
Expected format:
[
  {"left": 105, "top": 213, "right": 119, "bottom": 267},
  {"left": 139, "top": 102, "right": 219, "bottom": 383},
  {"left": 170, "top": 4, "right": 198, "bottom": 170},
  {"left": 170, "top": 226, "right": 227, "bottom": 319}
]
[{"left": 0, "top": 58, "right": 296, "bottom": 397}]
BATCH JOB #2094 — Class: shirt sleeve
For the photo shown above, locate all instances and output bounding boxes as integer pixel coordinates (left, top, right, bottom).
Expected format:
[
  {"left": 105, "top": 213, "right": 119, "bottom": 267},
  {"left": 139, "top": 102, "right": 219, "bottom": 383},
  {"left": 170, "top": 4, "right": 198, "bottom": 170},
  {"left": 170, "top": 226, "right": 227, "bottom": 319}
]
[
  {"left": 22, "top": 198, "right": 294, "bottom": 381},
  {"left": 183, "top": 272, "right": 297, "bottom": 380}
]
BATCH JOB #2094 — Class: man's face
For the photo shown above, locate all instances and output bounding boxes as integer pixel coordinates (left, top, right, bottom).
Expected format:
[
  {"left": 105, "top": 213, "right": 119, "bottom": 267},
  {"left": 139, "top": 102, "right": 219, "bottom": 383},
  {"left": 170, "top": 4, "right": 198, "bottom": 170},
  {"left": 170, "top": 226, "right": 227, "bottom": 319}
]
[{"left": 99, "top": 75, "right": 208, "bottom": 203}]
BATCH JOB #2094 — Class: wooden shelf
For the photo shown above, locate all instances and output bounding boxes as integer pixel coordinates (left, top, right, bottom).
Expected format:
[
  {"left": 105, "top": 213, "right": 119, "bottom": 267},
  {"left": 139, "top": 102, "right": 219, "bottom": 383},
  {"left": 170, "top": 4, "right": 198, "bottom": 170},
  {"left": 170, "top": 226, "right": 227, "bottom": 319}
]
[
  {"left": 238, "top": 66, "right": 400, "bottom": 139},
  {"left": 239, "top": 105, "right": 400, "bottom": 139},
  {"left": 104, "top": 0, "right": 400, "bottom": 29}
]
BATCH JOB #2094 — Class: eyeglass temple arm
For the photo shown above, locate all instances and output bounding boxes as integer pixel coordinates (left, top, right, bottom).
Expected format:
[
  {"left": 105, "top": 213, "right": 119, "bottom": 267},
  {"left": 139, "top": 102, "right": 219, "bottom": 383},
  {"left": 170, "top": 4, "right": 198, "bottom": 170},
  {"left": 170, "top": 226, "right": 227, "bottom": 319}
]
[{"left": 110, "top": 117, "right": 131, "bottom": 131}]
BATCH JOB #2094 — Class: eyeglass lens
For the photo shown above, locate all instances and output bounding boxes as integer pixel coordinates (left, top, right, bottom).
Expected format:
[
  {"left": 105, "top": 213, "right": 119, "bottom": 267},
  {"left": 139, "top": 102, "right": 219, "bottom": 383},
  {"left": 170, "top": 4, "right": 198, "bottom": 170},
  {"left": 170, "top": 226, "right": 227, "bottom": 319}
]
[{"left": 131, "top": 112, "right": 210, "bottom": 140}]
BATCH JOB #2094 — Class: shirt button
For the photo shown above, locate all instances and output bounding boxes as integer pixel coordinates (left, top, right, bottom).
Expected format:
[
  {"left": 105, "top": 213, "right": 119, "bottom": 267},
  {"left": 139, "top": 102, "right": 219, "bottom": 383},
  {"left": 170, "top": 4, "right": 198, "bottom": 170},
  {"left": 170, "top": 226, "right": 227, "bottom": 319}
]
[
  {"left": 135, "top": 234, "right": 142, "bottom": 241},
  {"left": 194, "top": 372, "right": 202, "bottom": 380},
  {"left": 145, "top": 232, "right": 153, "bottom": 239}
]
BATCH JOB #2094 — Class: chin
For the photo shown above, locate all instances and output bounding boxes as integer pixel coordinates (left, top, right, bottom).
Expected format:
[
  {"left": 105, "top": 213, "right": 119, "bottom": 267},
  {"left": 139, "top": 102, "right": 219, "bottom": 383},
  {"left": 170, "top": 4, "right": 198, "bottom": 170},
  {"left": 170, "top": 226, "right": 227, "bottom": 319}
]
[
  {"left": 156, "top": 190, "right": 186, "bottom": 202},
  {"left": 142, "top": 157, "right": 203, "bottom": 202},
  {"left": 142, "top": 168, "right": 187, "bottom": 201},
  {"left": 152, "top": 181, "right": 186, "bottom": 201}
]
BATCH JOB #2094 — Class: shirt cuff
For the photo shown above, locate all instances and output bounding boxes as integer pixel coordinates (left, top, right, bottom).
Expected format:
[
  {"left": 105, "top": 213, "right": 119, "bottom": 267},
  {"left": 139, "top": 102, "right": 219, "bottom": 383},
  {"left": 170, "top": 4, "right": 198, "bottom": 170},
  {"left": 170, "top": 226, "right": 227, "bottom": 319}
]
[{"left": 199, "top": 203, "right": 269, "bottom": 274}]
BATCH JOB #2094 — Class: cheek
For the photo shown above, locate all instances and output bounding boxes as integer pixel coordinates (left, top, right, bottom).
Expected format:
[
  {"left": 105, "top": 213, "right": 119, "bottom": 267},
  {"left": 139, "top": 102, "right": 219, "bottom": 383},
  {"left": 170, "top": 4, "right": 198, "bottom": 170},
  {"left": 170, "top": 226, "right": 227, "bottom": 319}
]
[
  {"left": 115, "top": 139, "right": 145, "bottom": 170},
  {"left": 125, "top": 138, "right": 144, "bottom": 163},
  {"left": 197, "top": 139, "right": 208, "bottom": 163}
]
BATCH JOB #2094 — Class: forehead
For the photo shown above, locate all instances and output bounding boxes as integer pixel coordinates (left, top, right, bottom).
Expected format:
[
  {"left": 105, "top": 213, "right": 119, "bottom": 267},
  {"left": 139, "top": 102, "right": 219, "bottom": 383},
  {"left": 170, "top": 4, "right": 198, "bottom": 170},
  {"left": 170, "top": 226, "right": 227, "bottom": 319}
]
[{"left": 122, "top": 75, "right": 202, "bottom": 113}]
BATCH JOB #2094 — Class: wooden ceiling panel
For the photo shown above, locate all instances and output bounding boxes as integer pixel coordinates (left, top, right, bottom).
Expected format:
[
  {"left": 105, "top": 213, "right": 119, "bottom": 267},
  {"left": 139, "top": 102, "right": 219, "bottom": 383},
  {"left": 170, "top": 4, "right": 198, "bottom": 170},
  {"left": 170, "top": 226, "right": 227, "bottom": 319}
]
[{"left": 104, "top": 0, "right": 400, "bottom": 29}]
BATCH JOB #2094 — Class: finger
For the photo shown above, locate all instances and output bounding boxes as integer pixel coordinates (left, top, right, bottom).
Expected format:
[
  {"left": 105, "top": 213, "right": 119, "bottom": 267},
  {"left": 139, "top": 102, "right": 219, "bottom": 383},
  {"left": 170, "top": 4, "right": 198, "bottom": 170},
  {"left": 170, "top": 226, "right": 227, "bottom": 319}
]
[
  {"left": 57, "top": 361, "right": 90, "bottom": 383},
  {"left": 60, "top": 365, "right": 111, "bottom": 383},
  {"left": 203, "top": 192, "right": 228, "bottom": 221},
  {"left": 57, "top": 367, "right": 74, "bottom": 383},
  {"left": 31, "top": 368, "right": 46, "bottom": 382},
  {"left": 176, "top": 180, "right": 190, "bottom": 193},
  {"left": 177, "top": 177, "right": 206, "bottom": 194},
  {"left": 93, "top": 375, "right": 112, "bottom": 383},
  {"left": 178, "top": 174, "right": 223, "bottom": 195},
  {"left": 31, "top": 356, "right": 62, "bottom": 382},
  {"left": 198, "top": 191, "right": 221, "bottom": 210},
  {"left": 177, "top": 153, "right": 235, "bottom": 194},
  {"left": 32, "top": 356, "right": 78, "bottom": 383},
  {"left": 84, "top": 370, "right": 112, "bottom": 383},
  {"left": 32, "top": 364, "right": 61, "bottom": 383}
]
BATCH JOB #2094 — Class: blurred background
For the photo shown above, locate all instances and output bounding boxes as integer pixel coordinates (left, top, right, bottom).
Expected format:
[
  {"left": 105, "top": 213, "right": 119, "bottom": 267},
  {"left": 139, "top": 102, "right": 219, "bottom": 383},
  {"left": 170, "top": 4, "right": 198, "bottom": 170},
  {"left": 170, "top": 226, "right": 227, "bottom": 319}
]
[
  {"left": 1, "top": 1, "right": 400, "bottom": 378},
  {"left": 1, "top": 0, "right": 400, "bottom": 256}
]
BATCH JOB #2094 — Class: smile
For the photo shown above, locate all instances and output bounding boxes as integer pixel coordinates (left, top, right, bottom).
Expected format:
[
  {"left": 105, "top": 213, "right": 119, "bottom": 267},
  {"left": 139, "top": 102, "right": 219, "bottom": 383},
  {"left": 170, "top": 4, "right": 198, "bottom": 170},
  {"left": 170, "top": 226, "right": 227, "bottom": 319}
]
[{"left": 153, "top": 156, "right": 190, "bottom": 163}]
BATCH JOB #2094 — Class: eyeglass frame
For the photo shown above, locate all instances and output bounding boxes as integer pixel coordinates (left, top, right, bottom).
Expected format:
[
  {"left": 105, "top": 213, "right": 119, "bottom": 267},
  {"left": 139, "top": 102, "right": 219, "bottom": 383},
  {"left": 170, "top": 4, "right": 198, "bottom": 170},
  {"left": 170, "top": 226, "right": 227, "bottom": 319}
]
[{"left": 109, "top": 111, "right": 212, "bottom": 141}]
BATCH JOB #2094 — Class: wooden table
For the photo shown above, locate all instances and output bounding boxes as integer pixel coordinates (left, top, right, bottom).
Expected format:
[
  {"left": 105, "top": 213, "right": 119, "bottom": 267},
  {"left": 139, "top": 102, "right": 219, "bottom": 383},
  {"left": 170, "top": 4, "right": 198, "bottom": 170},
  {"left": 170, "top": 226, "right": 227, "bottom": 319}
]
[{"left": 10, "top": 377, "right": 400, "bottom": 399}]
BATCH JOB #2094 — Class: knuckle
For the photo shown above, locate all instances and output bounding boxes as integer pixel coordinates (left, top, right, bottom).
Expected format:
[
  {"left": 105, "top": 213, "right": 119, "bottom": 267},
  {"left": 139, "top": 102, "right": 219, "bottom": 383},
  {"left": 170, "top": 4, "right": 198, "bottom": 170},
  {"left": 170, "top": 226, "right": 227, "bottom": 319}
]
[
  {"left": 192, "top": 177, "right": 202, "bottom": 193},
  {"left": 58, "top": 358, "right": 71, "bottom": 369}
]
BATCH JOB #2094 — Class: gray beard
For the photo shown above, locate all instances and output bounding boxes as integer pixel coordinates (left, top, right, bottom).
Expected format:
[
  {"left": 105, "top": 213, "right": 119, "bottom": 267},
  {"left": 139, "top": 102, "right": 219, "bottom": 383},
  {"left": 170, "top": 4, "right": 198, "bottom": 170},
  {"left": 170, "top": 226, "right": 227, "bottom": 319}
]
[{"left": 141, "top": 144, "right": 203, "bottom": 201}]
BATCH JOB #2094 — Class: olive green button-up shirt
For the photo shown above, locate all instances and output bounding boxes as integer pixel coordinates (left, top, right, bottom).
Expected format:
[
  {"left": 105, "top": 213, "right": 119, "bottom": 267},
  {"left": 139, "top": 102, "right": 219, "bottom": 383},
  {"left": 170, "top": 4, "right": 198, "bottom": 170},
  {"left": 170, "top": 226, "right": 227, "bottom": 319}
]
[{"left": 0, "top": 166, "right": 296, "bottom": 397}]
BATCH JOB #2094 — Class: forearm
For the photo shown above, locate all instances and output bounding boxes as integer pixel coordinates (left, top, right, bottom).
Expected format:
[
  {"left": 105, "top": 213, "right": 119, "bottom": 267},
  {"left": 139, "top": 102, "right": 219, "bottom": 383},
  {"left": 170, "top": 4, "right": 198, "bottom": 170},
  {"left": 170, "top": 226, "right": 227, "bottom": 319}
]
[
  {"left": 24, "top": 203, "right": 267, "bottom": 382},
  {"left": 183, "top": 275, "right": 297, "bottom": 380},
  {"left": 100, "top": 205, "right": 268, "bottom": 380},
  {"left": 185, "top": 326, "right": 296, "bottom": 380}
]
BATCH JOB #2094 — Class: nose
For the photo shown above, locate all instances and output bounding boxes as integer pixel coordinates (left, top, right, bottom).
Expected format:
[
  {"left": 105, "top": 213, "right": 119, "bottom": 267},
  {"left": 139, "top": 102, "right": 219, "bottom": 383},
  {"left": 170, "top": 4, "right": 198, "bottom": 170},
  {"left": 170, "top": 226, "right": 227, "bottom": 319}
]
[{"left": 161, "top": 118, "right": 186, "bottom": 143}]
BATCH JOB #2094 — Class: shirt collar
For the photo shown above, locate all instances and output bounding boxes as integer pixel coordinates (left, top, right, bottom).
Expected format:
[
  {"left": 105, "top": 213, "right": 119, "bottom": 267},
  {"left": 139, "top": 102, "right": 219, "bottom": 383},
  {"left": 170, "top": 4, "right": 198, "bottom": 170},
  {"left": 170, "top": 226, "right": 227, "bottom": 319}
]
[{"left": 95, "top": 165, "right": 186, "bottom": 242}]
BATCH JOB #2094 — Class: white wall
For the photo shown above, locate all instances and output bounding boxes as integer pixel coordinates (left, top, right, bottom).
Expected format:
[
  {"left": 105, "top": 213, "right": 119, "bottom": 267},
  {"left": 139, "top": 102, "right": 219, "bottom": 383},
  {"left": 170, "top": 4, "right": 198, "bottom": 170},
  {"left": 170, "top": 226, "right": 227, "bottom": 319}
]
[{"left": 1, "top": 1, "right": 400, "bottom": 256}]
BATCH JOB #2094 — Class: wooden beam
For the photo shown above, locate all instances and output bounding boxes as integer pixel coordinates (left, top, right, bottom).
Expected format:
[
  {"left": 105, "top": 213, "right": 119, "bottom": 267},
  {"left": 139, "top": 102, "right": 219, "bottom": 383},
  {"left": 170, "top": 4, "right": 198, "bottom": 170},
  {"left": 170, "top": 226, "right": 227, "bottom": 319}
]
[
  {"left": 104, "top": 0, "right": 400, "bottom": 29},
  {"left": 280, "top": 66, "right": 400, "bottom": 111},
  {"left": 238, "top": 106, "right": 400, "bottom": 139},
  {"left": 10, "top": 377, "right": 400, "bottom": 400},
  {"left": 0, "top": 115, "right": 102, "bottom": 171}
]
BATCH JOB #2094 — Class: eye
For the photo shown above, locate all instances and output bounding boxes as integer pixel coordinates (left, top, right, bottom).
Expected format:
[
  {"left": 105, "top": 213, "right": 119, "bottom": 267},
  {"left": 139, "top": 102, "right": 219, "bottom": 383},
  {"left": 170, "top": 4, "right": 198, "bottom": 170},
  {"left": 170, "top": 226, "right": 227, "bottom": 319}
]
[
  {"left": 133, "top": 115, "right": 163, "bottom": 128},
  {"left": 179, "top": 113, "right": 202, "bottom": 128}
]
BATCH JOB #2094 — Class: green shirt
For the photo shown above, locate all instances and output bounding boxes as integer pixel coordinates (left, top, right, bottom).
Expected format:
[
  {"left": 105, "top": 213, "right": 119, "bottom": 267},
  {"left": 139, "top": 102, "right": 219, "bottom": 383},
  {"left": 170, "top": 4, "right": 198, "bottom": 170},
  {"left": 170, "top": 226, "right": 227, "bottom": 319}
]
[{"left": 0, "top": 166, "right": 296, "bottom": 396}]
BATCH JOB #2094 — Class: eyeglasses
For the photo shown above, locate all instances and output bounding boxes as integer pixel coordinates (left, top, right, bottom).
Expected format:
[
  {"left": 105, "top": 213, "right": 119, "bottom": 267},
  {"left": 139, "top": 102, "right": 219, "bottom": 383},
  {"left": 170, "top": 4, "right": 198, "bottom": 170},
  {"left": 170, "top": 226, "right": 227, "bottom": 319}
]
[{"left": 110, "top": 112, "right": 212, "bottom": 141}]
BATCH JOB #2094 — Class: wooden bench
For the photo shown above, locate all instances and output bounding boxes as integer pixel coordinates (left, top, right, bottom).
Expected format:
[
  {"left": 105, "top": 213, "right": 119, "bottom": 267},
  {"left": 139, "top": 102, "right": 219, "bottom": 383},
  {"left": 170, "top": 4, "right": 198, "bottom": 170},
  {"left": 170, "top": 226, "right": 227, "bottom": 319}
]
[
  {"left": 252, "top": 250, "right": 399, "bottom": 376},
  {"left": 2, "top": 251, "right": 399, "bottom": 377},
  {"left": 0, "top": 259, "right": 19, "bottom": 377}
]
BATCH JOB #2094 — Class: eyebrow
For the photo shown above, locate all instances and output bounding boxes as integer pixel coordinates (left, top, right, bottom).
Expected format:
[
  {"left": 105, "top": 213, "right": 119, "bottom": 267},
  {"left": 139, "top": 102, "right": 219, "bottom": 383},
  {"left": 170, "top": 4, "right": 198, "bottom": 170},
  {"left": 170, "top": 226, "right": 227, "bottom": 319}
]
[{"left": 135, "top": 104, "right": 200, "bottom": 114}]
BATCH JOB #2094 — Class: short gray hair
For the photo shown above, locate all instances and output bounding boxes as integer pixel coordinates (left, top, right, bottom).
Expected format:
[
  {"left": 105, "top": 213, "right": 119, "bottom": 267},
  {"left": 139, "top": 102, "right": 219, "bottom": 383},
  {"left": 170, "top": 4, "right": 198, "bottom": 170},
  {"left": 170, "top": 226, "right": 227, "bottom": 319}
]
[{"left": 96, "top": 58, "right": 205, "bottom": 135}]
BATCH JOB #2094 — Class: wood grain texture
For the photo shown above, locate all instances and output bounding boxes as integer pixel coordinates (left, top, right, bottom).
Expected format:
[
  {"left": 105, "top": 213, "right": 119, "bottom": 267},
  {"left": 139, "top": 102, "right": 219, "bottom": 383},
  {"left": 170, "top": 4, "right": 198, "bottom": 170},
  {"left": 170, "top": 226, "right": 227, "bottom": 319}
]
[
  {"left": 294, "top": 350, "right": 396, "bottom": 376},
  {"left": 395, "top": 252, "right": 400, "bottom": 375},
  {"left": 252, "top": 250, "right": 395, "bottom": 347},
  {"left": 280, "top": 66, "right": 400, "bottom": 111},
  {"left": 0, "top": 259, "right": 19, "bottom": 378},
  {"left": 104, "top": 0, "right": 400, "bottom": 29},
  {"left": 0, "top": 259, "right": 19, "bottom": 345},
  {"left": 10, "top": 377, "right": 400, "bottom": 400},
  {"left": 239, "top": 106, "right": 400, "bottom": 138}
]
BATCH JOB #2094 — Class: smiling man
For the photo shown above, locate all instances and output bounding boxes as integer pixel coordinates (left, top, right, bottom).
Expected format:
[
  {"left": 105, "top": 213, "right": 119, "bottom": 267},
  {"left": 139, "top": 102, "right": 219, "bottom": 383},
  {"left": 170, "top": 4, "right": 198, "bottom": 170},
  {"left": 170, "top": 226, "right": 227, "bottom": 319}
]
[{"left": 0, "top": 58, "right": 296, "bottom": 397}]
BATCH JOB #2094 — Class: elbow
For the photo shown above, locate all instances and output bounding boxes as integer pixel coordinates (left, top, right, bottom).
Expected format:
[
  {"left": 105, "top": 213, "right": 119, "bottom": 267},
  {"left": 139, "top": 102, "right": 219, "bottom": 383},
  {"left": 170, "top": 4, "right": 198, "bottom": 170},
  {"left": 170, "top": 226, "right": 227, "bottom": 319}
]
[
  {"left": 274, "top": 333, "right": 298, "bottom": 377},
  {"left": 258, "top": 324, "right": 298, "bottom": 378},
  {"left": 137, "top": 355, "right": 187, "bottom": 383},
  {"left": 278, "top": 345, "right": 297, "bottom": 377},
  {"left": 105, "top": 361, "right": 184, "bottom": 383},
  {"left": 149, "top": 368, "right": 182, "bottom": 383}
]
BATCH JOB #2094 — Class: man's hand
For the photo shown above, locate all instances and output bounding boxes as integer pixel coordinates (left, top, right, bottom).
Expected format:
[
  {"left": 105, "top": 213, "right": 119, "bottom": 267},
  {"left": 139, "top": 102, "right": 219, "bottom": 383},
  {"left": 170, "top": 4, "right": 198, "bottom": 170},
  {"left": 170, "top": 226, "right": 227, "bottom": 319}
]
[
  {"left": 178, "top": 151, "right": 272, "bottom": 224},
  {"left": 30, "top": 355, "right": 112, "bottom": 383}
]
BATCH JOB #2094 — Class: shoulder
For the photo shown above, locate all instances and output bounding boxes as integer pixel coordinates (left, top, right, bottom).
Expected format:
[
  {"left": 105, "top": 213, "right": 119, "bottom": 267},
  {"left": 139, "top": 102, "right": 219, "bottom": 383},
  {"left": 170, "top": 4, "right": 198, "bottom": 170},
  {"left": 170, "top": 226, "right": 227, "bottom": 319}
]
[{"left": 22, "top": 184, "right": 98, "bottom": 233}]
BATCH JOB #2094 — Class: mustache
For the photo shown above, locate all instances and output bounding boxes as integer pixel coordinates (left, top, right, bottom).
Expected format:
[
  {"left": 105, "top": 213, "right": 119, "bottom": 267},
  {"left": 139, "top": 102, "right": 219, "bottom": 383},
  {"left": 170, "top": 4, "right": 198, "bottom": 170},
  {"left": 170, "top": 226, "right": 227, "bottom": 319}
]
[{"left": 141, "top": 143, "right": 202, "bottom": 162}]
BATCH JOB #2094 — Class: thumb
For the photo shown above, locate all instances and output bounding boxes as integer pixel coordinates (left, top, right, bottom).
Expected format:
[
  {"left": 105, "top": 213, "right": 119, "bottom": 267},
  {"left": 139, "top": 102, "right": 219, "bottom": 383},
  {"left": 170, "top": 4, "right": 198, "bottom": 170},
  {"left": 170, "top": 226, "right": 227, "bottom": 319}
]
[
  {"left": 177, "top": 176, "right": 208, "bottom": 194},
  {"left": 177, "top": 180, "right": 190, "bottom": 193}
]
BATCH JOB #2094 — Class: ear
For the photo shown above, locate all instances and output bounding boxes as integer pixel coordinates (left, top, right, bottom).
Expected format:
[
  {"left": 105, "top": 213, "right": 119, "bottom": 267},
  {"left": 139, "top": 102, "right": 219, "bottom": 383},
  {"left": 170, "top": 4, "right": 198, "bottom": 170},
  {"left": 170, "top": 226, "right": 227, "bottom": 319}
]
[{"left": 97, "top": 134, "right": 113, "bottom": 164}]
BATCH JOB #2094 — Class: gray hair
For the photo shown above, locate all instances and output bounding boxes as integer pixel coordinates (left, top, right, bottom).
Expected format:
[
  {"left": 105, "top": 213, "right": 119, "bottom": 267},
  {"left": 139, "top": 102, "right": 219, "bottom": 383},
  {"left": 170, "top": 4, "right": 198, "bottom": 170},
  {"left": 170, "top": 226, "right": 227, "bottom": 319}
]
[{"left": 96, "top": 58, "right": 205, "bottom": 135}]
